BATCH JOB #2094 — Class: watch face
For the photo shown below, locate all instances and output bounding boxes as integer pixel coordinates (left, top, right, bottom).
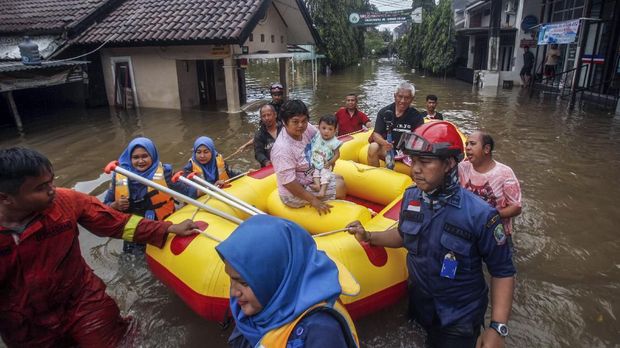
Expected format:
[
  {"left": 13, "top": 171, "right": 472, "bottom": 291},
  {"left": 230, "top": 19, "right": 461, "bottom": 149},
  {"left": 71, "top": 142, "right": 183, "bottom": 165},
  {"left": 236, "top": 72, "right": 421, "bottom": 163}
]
[
  {"left": 499, "top": 325, "right": 508, "bottom": 335},
  {"left": 491, "top": 322, "right": 509, "bottom": 336}
]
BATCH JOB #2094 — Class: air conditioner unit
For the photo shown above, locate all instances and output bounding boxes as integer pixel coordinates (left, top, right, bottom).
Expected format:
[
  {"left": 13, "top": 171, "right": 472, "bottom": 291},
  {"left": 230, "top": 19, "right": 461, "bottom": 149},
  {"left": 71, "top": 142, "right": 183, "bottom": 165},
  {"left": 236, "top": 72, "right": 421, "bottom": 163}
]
[{"left": 506, "top": 1, "right": 515, "bottom": 14}]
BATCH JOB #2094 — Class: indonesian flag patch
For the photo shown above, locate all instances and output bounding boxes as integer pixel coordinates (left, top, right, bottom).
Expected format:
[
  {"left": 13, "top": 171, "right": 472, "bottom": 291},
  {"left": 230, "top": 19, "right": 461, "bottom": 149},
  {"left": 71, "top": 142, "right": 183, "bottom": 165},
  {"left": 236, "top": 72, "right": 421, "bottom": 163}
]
[{"left": 407, "top": 201, "right": 421, "bottom": 212}]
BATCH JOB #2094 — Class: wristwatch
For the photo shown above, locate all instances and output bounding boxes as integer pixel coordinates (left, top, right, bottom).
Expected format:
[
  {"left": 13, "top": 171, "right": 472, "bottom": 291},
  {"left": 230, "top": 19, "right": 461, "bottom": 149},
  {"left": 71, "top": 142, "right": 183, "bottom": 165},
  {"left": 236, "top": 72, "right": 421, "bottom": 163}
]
[{"left": 489, "top": 321, "right": 509, "bottom": 337}]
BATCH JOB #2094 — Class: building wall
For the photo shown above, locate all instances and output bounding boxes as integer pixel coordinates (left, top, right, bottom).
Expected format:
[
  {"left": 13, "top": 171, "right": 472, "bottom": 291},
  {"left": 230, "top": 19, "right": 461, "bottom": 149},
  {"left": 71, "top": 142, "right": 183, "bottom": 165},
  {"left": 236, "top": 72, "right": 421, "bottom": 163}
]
[
  {"left": 245, "top": 3, "right": 288, "bottom": 54},
  {"left": 499, "top": 0, "right": 541, "bottom": 85},
  {"left": 101, "top": 45, "right": 234, "bottom": 109}
]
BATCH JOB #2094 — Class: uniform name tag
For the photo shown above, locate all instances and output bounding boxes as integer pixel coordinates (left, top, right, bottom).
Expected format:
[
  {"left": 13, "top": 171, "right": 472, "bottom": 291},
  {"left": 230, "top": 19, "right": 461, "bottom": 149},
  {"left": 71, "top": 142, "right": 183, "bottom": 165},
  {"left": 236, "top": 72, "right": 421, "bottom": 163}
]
[
  {"left": 403, "top": 210, "right": 424, "bottom": 223},
  {"left": 440, "top": 252, "right": 458, "bottom": 279}
]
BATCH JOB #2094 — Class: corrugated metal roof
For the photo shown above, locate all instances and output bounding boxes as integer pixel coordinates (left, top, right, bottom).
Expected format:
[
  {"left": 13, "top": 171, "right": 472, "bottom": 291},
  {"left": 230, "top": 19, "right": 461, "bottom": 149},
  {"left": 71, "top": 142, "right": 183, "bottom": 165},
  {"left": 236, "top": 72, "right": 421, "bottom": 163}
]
[
  {"left": 0, "top": 35, "right": 65, "bottom": 61},
  {"left": 0, "top": 60, "right": 88, "bottom": 73},
  {"left": 75, "top": 0, "right": 266, "bottom": 45}
]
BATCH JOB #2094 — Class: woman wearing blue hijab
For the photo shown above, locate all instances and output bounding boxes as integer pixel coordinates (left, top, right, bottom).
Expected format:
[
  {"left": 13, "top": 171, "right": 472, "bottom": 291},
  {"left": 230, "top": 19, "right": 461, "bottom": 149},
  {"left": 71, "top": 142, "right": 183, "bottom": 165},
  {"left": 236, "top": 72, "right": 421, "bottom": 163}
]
[
  {"left": 183, "top": 136, "right": 239, "bottom": 197},
  {"left": 216, "top": 215, "right": 360, "bottom": 348},
  {"left": 104, "top": 137, "right": 188, "bottom": 254}
]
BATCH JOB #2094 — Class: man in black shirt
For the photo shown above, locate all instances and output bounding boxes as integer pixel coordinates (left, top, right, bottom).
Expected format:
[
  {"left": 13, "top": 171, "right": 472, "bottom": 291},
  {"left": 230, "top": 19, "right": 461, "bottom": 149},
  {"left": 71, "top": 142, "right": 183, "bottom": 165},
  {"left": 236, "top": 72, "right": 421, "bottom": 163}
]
[
  {"left": 368, "top": 82, "right": 424, "bottom": 167},
  {"left": 520, "top": 46, "right": 535, "bottom": 87},
  {"left": 254, "top": 104, "right": 282, "bottom": 167}
]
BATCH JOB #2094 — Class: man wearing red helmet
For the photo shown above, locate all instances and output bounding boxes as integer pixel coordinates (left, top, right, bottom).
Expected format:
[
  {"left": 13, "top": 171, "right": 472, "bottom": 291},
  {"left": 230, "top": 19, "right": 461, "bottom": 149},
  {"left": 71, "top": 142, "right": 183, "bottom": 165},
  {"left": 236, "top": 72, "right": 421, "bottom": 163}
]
[{"left": 348, "top": 121, "right": 515, "bottom": 348}]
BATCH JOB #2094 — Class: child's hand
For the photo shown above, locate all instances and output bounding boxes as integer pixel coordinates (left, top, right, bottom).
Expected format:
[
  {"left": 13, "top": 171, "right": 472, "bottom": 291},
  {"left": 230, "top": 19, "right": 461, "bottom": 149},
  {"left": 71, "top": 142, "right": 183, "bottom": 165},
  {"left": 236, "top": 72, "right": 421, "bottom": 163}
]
[
  {"left": 215, "top": 180, "right": 231, "bottom": 188},
  {"left": 111, "top": 195, "right": 129, "bottom": 212}
]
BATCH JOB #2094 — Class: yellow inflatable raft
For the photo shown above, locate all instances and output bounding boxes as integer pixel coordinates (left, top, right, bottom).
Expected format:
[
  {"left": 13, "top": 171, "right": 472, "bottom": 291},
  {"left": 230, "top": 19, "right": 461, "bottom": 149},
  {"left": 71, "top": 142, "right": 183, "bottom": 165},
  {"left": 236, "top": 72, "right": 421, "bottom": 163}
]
[{"left": 146, "top": 129, "right": 414, "bottom": 322}]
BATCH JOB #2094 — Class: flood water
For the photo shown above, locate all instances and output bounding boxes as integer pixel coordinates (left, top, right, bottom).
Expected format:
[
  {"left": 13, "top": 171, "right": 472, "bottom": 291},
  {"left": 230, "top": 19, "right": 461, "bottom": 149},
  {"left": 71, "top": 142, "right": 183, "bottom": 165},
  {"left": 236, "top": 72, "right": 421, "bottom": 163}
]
[{"left": 1, "top": 59, "right": 619, "bottom": 347}]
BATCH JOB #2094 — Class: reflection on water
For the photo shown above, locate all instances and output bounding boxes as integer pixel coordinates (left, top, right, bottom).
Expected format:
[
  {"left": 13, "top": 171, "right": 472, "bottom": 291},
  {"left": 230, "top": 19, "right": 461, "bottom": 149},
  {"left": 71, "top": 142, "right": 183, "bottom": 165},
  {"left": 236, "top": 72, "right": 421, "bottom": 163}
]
[{"left": 1, "top": 59, "right": 619, "bottom": 347}]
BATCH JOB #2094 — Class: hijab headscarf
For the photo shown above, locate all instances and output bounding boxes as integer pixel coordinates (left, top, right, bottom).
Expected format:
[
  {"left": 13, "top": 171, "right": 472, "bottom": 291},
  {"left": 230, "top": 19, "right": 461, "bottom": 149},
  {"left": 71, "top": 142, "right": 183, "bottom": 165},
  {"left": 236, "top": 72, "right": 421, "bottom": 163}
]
[
  {"left": 192, "top": 136, "right": 219, "bottom": 183},
  {"left": 216, "top": 215, "right": 342, "bottom": 346},
  {"left": 117, "top": 137, "right": 159, "bottom": 200}
]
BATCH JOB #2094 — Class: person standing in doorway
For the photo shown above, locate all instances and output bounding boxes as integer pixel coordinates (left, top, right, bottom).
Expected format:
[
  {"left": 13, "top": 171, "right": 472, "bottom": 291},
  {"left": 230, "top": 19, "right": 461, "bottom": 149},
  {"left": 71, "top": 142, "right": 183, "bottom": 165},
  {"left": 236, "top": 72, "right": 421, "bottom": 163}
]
[
  {"left": 334, "top": 93, "right": 371, "bottom": 136},
  {"left": 420, "top": 95, "right": 444, "bottom": 120},
  {"left": 520, "top": 46, "right": 535, "bottom": 87},
  {"left": 544, "top": 44, "right": 561, "bottom": 79}
]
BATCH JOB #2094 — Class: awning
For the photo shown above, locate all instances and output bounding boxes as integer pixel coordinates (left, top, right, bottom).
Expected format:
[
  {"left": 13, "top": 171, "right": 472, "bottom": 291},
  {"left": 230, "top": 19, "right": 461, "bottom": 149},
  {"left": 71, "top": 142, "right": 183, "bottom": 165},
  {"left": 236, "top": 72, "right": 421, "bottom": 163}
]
[{"left": 0, "top": 60, "right": 88, "bottom": 92}]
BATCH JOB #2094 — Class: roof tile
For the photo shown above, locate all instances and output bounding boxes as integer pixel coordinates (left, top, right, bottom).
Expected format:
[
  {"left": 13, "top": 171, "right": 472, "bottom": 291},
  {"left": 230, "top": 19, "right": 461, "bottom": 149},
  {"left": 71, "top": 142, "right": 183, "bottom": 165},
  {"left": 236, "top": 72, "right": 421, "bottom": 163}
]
[{"left": 0, "top": 0, "right": 110, "bottom": 34}]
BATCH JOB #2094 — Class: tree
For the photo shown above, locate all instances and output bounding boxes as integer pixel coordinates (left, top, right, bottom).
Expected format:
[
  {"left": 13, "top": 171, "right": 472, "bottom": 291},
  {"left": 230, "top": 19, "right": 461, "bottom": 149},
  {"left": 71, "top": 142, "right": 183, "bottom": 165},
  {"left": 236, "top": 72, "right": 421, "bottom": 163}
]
[
  {"left": 305, "top": 0, "right": 372, "bottom": 70},
  {"left": 421, "top": 0, "right": 455, "bottom": 74},
  {"left": 400, "top": 0, "right": 456, "bottom": 75},
  {"left": 364, "top": 28, "right": 389, "bottom": 57}
]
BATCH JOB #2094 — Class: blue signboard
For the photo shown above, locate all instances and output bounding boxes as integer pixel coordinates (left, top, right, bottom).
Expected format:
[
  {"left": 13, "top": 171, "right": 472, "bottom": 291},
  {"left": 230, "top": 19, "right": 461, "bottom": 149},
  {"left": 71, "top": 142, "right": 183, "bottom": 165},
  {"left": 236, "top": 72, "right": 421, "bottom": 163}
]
[
  {"left": 537, "top": 19, "right": 580, "bottom": 45},
  {"left": 520, "top": 15, "right": 538, "bottom": 32}
]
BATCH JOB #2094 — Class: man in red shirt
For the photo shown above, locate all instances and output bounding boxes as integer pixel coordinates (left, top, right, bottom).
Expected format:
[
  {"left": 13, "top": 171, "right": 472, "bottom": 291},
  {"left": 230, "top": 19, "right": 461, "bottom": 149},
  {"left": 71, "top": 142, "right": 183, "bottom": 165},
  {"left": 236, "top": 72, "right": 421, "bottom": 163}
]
[
  {"left": 335, "top": 93, "right": 371, "bottom": 136},
  {"left": 0, "top": 147, "right": 198, "bottom": 347}
]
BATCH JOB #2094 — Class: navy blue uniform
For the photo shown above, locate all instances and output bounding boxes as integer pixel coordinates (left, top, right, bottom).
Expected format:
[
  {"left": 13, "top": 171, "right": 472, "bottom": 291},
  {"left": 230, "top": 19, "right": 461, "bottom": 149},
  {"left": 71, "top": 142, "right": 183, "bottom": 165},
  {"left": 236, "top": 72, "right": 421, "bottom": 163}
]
[{"left": 398, "top": 185, "right": 515, "bottom": 331}]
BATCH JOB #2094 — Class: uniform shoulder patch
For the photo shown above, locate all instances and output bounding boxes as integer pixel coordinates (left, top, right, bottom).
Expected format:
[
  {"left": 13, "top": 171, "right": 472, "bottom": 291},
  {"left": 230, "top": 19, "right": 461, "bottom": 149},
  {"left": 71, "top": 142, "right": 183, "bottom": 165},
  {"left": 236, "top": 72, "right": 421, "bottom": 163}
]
[
  {"left": 493, "top": 224, "right": 507, "bottom": 245},
  {"left": 485, "top": 213, "right": 500, "bottom": 229}
]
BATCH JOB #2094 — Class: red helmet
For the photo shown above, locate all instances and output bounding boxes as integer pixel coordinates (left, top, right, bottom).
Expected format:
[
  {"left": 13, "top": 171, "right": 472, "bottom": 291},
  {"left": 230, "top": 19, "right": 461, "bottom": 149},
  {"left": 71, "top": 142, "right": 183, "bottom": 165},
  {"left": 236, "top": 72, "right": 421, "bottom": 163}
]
[{"left": 397, "top": 121, "right": 464, "bottom": 161}]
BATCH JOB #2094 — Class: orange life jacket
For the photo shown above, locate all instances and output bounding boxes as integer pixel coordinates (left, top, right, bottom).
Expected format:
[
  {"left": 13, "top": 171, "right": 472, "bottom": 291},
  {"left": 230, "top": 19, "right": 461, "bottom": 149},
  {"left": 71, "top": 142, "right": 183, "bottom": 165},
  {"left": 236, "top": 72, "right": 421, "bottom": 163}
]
[
  {"left": 189, "top": 154, "right": 229, "bottom": 182},
  {"left": 114, "top": 162, "right": 175, "bottom": 221},
  {"left": 258, "top": 300, "right": 359, "bottom": 347}
]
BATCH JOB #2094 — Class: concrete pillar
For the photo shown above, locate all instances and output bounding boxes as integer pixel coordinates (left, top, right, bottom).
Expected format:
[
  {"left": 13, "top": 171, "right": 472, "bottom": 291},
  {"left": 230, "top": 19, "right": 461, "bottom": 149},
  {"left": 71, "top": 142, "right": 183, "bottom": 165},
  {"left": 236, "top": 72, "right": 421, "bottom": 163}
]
[
  {"left": 487, "top": 0, "right": 502, "bottom": 71},
  {"left": 223, "top": 56, "right": 240, "bottom": 113},
  {"left": 467, "top": 36, "right": 475, "bottom": 69},
  {"left": 278, "top": 57, "right": 289, "bottom": 98}
]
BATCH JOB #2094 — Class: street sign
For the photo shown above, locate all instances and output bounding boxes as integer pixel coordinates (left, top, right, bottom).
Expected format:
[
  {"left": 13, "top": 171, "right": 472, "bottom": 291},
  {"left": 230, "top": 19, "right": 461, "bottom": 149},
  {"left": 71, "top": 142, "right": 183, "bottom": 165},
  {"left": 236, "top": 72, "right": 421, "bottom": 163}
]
[{"left": 349, "top": 9, "right": 413, "bottom": 26}]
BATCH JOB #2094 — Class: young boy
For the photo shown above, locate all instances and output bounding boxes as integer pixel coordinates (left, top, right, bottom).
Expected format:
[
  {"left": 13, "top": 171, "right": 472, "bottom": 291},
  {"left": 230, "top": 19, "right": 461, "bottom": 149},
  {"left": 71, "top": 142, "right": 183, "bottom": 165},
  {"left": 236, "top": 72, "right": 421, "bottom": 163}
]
[
  {"left": 309, "top": 115, "right": 342, "bottom": 198},
  {"left": 0, "top": 147, "right": 198, "bottom": 347}
]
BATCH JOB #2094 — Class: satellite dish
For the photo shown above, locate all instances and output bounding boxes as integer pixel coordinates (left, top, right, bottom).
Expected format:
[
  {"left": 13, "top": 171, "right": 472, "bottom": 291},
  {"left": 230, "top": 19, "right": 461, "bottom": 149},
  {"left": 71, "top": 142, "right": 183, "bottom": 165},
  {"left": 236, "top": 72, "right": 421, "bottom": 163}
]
[{"left": 411, "top": 7, "right": 422, "bottom": 24}]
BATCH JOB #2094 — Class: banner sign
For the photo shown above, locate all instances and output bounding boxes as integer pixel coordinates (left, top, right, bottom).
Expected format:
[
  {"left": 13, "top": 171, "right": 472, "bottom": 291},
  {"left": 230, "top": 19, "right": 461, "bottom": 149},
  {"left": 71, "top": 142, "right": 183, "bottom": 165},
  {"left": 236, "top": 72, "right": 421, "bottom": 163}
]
[
  {"left": 537, "top": 19, "right": 580, "bottom": 45},
  {"left": 349, "top": 9, "right": 413, "bottom": 26}
]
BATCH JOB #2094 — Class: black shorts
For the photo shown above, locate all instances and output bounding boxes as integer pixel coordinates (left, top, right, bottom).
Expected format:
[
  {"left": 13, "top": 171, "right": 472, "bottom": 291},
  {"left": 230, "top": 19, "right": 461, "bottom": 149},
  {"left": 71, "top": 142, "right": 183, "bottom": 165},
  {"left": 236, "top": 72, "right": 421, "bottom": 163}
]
[
  {"left": 544, "top": 64, "right": 556, "bottom": 76},
  {"left": 520, "top": 65, "right": 532, "bottom": 76}
]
